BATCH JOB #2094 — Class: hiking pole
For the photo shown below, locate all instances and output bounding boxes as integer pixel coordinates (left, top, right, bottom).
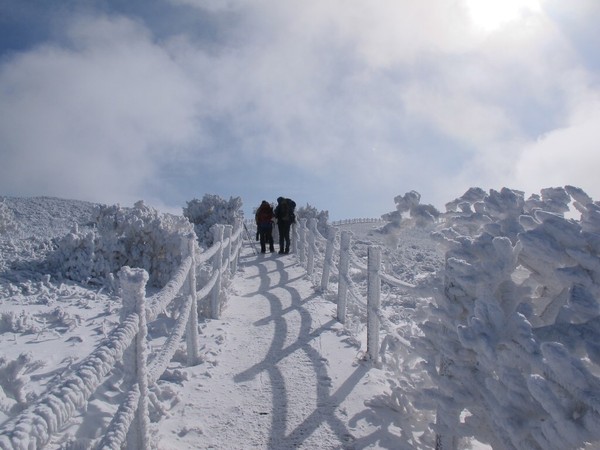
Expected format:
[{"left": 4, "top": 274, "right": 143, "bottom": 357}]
[{"left": 243, "top": 222, "right": 258, "bottom": 255}]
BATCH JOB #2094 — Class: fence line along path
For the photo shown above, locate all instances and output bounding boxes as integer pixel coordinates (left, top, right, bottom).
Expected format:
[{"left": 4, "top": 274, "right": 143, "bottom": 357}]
[{"left": 154, "top": 242, "right": 386, "bottom": 449}]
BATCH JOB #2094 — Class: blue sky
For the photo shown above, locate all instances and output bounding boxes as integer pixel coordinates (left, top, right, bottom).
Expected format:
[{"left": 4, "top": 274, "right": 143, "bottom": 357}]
[{"left": 1, "top": 0, "right": 599, "bottom": 220}]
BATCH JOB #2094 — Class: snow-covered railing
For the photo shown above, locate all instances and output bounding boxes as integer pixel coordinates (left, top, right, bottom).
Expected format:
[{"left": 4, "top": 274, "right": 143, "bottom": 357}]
[
  {"left": 330, "top": 218, "right": 384, "bottom": 226},
  {"left": 295, "top": 218, "right": 414, "bottom": 363},
  {"left": 0, "top": 221, "right": 243, "bottom": 450}
]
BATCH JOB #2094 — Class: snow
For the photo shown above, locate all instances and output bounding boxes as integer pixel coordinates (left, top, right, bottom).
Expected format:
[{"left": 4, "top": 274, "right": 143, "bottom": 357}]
[
  {"left": 0, "top": 197, "right": 431, "bottom": 449},
  {"left": 153, "top": 254, "right": 393, "bottom": 449},
  {"left": 1, "top": 190, "right": 600, "bottom": 449}
]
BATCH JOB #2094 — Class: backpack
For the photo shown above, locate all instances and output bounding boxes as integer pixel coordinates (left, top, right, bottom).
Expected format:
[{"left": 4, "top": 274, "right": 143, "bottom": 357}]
[
  {"left": 256, "top": 203, "right": 273, "bottom": 225},
  {"left": 280, "top": 198, "right": 296, "bottom": 223},
  {"left": 289, "top": 199, "right": 296, "bottom": 223}
]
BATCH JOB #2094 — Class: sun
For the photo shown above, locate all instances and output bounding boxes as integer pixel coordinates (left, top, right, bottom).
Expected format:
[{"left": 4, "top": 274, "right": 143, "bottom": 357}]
[{"left": 464, "top": 0, "right": 542, "bottom": 31}]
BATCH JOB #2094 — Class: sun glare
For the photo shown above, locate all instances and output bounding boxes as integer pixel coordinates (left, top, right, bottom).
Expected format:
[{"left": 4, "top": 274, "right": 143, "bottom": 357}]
[{"left": 465, "top": 0, "right": 542, "bottom": 31}]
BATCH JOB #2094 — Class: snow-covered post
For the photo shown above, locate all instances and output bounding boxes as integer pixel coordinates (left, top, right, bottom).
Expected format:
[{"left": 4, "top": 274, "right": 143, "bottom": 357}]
[
  {"left": 320, "top": 227, "right": 336, "bottom": 292},
  {"left": 231, "top": 219, "right": 241, "bottom": 273},
  {"left": 298, "top": 218, "right": 307, "bottom": 266},
  {"left": 337, "top": 230, "right": 351, "bottom": 324},
  {"left": 223, "top": 224, "right": 233, "bottom": 272},
  {"left": 211, "top": 225, "right": 225, "bottom": 319},
  {"left": 184, "top": 235, "right": 200, "bottom": 366},
  {"left": 291, "top": 222, "right": 298, "bottom": 255},
  {"left": 119, "top": 266, "right": 151, "bottom": 450},
  {"left": 307, "top": 218, "right": 317, "bottom": 276},
  {"left": 366, "top": 246, "right": 381, "bottom": 364}
]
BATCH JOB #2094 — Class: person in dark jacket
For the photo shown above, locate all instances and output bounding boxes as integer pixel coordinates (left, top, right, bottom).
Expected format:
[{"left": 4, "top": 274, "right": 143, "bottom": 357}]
[
  {"left": 255, "top": 200, "right": 275, "bottom": 253},
  {"left": 274, "top": 196, "right": 296, "bottom": 254}
]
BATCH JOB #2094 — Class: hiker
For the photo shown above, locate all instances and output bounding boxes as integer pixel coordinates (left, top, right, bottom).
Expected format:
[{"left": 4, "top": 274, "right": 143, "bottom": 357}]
[
  {"left": 255, "top": 200, "right": 275, "bottom": 253},
  {"left": 274, "top": 197, "right": 296, "bottom": 254}
]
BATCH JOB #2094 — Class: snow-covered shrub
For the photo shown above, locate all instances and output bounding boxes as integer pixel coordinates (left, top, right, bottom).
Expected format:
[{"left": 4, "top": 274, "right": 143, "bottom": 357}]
[
  {"left": 381, "top": 191, "right": 440, "bottom": 232},
  {"left": 0, "top": 311, "right": 39, "bottom": 334},
  {"left": 183, "top": 194, "right": 243, "bottom": 247},
  {"left": 412, "top": 186, "right": 600, "bottom": 449},
  {"left": 296, "top": 203, "right": 330, "bottom": 236},
  {"left": 0, "top": 198, "right": 17, "bottom": 234},
  {"left": 0, "top": 353, "right": 39, "bottom": 412},
  {"left": 51, "top": 201, "right": 195, "bottom": 288}
]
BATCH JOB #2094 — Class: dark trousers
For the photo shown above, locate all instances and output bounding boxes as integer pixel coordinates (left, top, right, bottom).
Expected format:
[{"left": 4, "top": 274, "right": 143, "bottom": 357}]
[
  {"left": 258, "top": 224, "right": 274, "bottom": 253},
  {"left": 277, "top": 221, "right": 292, "bottom": 253}
]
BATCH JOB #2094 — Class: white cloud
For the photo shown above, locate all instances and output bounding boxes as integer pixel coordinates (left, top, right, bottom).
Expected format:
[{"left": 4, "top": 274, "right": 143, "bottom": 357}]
[
  {"left": 0, "top": 15, "right": 201, "bottom": 204},
  {"left": 401, "top": 83, "right": 515, "bottom": 147},
  {"left": 2, "top": 0, "right": 599, "bottom": 218},
  {"left": 512, "top": 95, "right": 600, "bottom": 200}
]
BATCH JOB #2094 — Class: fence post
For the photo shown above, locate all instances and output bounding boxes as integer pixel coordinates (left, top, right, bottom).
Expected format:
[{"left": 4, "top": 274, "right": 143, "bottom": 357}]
[
  {"left": 185, "top": 235, "right": 200, "bottom": 365},
  {"left": 224, "top": 224, "right": 233, "bottom": 272},
  {"left": 366, "top": 246, "right": 381, "bottom": 364},
  {"left": 337, "top": 230, "right": 351, "bottom": 324},
  {"left": 307, "top": 218, "right": 317, "bottom": 276},
  {"left": 119, "top": 266, "right": 150, "bottom": 450},
  {"left": 298, "top": 218, "right": 307, "bottom": 266},
  {"left": 231, "top": 219, "right": 241, "bottom": 273},
  {"left": 211, "top": 224, "right": 225, "bottom": 320},
  {"left": 291, "top": 222, "right": 298, "bottom": 255},
  {"left": 320, "top": 227, "right": 336, "bottom": 292}
]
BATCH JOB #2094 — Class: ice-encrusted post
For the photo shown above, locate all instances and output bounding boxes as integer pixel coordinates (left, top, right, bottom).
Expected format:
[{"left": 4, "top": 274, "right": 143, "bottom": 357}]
[
  {"left": 231, "top": 219, "right": 241, "bottom": 273},
  {"left": 307, "top": 218, "right": 317, "bottom": 276},
  {"left": 337, "top": 230, "right": 351, "bottom": 324},
  {"left": 320, "top": 227, "right": 336, "bottom": 292},
  {"left": 223, "top": 224, "right": 233, "bottom": 272},
  {"left": 366, "top": 246, "right": 381, "bottom": 364},
  {"left": 211, "top": 224, "right": 225, "bottom": 319},
  {"left": 184, "top": 235, "right": 200, "bottom": 366},
  {"left": 291, "top": 222, "right": 298, "bottom": 254},
  {"left": 120, "top": 266, "right": 150, "bottom": 450},
  {"left": 298, "top": 218, "right": 307, "bottom": 266}
]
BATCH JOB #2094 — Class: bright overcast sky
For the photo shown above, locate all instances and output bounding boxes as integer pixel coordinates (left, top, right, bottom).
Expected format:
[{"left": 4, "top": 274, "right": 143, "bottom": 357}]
[{"left": 1, "top": 0, "right": 599, "bottom": 219}]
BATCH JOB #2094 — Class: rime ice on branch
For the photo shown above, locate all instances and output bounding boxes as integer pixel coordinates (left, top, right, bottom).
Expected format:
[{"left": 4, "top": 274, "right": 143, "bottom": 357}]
[{"left": 419, "top": 186, "right": 600, "bottom": 450}]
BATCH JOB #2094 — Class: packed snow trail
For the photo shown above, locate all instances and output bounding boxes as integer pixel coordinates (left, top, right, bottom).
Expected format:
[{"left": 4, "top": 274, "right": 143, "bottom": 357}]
[{"left": 155, "top": 243, "right": 393, "bottom": 449}]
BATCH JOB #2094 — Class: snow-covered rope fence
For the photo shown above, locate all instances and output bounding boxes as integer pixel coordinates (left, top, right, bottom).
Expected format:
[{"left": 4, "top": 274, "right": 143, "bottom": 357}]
[
  {"left": 330, "top": 218, "right": 385, "bottom": 226},
  {"left": 0, "top": 221, "right": 243, "bottom": 450},
  {"left": 0, "top": 305, "right": 140, "bottom": 450},
  {"left": 294, "top": 221, "right": 414, "bottom": 363}
]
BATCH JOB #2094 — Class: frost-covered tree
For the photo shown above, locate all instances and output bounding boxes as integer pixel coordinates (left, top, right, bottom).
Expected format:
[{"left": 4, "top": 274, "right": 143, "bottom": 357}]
[
  {"left": 411, "top": 186, "right": 600, "bottom": 449},
  {"left": 0, "top": 353, "right": 39, "bottom": 412},
  {"left": 0, "top": 198, "right": 17, "bottom": 234},
  {"left": 51, "top": 201, "right": 195, "bottom": 288},
  {"left": 183, "top": 194, "right": 243, "bottom": 247},
  {"left": 382, "top": 191, "right": 440, "bottom": 232},
  {"left": 296, "top": 203, "right": 330, "bottom": 236}
]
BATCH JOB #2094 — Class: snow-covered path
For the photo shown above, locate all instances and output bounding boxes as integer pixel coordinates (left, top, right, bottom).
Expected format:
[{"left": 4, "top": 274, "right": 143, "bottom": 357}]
[{"left": 155, "top": 243, "right": 392, "bottom": 449}]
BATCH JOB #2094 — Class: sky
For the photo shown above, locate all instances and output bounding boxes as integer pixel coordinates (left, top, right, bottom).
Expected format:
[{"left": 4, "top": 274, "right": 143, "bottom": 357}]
[{"left": 1, "top": 0, "right": 599, "bottom": 220}]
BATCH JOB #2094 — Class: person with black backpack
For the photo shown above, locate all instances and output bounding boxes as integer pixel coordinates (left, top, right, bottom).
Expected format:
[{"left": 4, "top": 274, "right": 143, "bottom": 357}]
[
  {"left": 255, "top": 200, "right": 275, "bottom": 253},
  {"left": 274, "top": 196, "right": 296, "bottom": 254}
]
